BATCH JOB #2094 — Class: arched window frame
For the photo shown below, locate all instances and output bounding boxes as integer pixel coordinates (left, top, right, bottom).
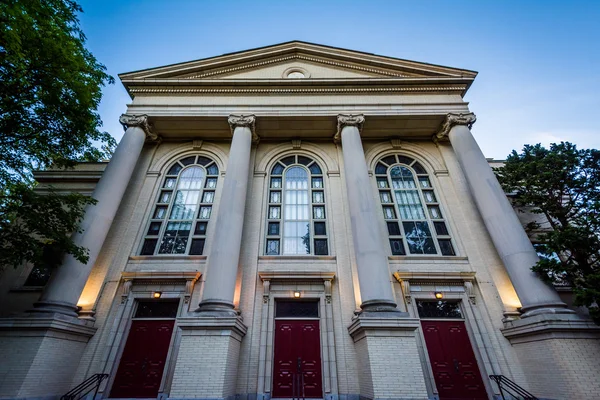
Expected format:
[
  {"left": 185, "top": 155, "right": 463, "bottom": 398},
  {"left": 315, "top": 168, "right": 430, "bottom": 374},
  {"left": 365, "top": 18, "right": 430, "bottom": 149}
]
[
  {"left": 265, "top": 155, "right": 328, "bottom": 256},
  {"left": 375, "top": 155, "right": 456, "bottom": 256},
  {"left": 140, "top": 155, "right": 219, "bottom": 256}
]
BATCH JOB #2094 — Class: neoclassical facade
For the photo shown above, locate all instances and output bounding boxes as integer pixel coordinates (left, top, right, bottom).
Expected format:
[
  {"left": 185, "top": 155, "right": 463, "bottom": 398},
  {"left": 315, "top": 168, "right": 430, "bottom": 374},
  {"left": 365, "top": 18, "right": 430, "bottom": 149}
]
[{"left": 0, "top": 41, "right": 599, "bottom": 400}]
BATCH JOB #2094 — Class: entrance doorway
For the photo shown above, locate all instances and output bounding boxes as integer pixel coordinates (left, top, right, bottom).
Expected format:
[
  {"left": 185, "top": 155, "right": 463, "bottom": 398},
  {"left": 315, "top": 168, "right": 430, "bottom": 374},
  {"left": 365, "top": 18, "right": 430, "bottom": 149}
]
[
  {"left": 418, "top": 301, "right": 488, "bottom": 400},
  {"left": 110, "top": 300, "right": 178, "bottom": 398},
  {"left": 272, "top": 301, "right": 323, "bottom": 398}
]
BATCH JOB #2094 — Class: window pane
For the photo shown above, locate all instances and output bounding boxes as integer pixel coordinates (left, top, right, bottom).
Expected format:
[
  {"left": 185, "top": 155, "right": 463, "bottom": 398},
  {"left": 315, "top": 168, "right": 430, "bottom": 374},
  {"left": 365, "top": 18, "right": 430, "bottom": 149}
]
[
  {"left": 380, "top": 191, "right": 392, "bottom": 203},
  {"left": 202, "top": 191, "right": 214, "bottom": 203},
  {"left": 269, "top": 206, "right": 281, "bottom": 219},
  {"left": 403, "top": 221, "right": 436, "bottom": 254},
  {"left": 412, "top": 162, "right": 427, "bottom": 175},
  {"left": 309, "top": 163, "right": 322, "bottom": 174},
  {"left": 314, "top": 239, "right": 328, "bottom": 255},
  {"left": 271, "top": 163, "right": 284, "bottom": 175},
  {"left": 438, "top": 239, "right": 455, "bottom": 256},
  {"left": 417, "top": 301, "right": 462, "bottom": 319},
  {"left": 197, "top": 156, "right": 211, "bottom": 166},
  {"left": 382, "top": 155, "right": 396, "bottom": 165},
  {"left": 377, "top": 178, "right": 389, "bottom": 188},
  {"left": 170, "top": 190, "right": 200, "bottom": 219},
  {"left": 178, "top": 167, "right": 205, "bottom": 190},
  {"left": 423, "top": 190, "right": 437, "bottom": 203},
  {"left": 313, "top": 206, "right": 325, "bottom": 219},
  {"left": 135, "top": 301, "right": 179, "bottom": 318},
  {"left": 276, "top": 301, "right": 319, "bottom": 318},
  {"left": 434, "top": 221, "right": 449, "bottom": 236},
  {"left": 194, "top": 221, "right": 207, "bottom": 235},
  {"left": 312, "top": 191, "right": 324, "bottom": 203},
  {"left": 147, "top": 222, "right": 162, "bottom": 235},
  {"left": 270, "top": 191, "right": 281, "bottom": 203},
  {"left": 281, "top": 156, "right": 296, "bottom": 165},
  {"left": 382, "top": 206, "right": 396, "bottom": 220},
  {"left": 271, "top": 177, "right": 282, "bottom": 188},
  {"left": 154, "top": 206, "right": 167, "bottom": 219},
  {"left": 164, "top": 178, "right": 176, "bottom": 189},
  {"left": 206, "top": 164, "right": 218, "bottom": 175},
  {"left": 159, "top": 191, "right": 172, "bottom": 203},
  {"left": 189, "top": 239, "right": 205, "bottom": 255},
  {"left": 180, "top": 156, "right": 196, "bottom": 166},
  {"left": 397, "top": 156, "right": 414, "bottom": 165},
  {"left": 375, "top": 162, "right": 388, "bottom": 174},
  {"left": 140, "top": 238, "right": 158, "bottom": 255},
  {"left": 394, "top": 190, "right": 425, "bottom": 220},
  {"left": 428, "top": 206, "right": 442, "bottom": 219},
  {"left": 266, "top": 239, "right": 280, "bottom": 255},
  {"left": 314, "top": 222, "right": 326, "bottom": 236},
  {"left": 268, "top": 222, "right": 280, "bottom": 235},
  {"left": 167, "top": 163, "right": 182, "bottom": 176},
  {"left": 419, "top": 177, "right": 431, "bottom": 188},
  {"left": 198, "top": 206, "right": 212, "bottom": 219},
  {"left": 297, "top": 156, "right": 312, "bottom": 165},
  {"left": 283, "top": 221, "right": 310, "bottom": 254},
  {"left": 387, "top": 222, "right": 401, "bottom": 236},
  {"left": 389, "top": 239, "right": 406, "bottom": 255},
  {"left": 159, "top": 222, "right": 191, "bottom": 254},
  {"left": 205, "top": 178, "right": 217, "bottom": 189},
  {"left": 311, "top": 177, "right": 323, "bottom": 188}
]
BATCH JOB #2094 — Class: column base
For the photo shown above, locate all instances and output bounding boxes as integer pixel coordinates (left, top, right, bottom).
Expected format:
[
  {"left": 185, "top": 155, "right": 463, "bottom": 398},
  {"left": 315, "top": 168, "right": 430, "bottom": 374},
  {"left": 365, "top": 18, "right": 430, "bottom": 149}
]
[
  {"left": 502, "top": 313, "right": 600, "bottom": 399},
  {"left": 519, "top": 301, "right": 575, "bottom": 318},
  {"left": 348, "top": 315, "right": 428, "bottom": 400},
  {"left": 29, "top": 300, "right": 80, "bottom": 318},
  {"left": 359, "top": 299, "right": 400, "bottom": 313},
  {"left": 169, "top": 315, "right": 247, "bottom": 399},
  {"left": 0, "top": 313, "right": 96, "bottom": 398},
  {"left": 195, "top": 299, "right": 238, "bottom": 317}
]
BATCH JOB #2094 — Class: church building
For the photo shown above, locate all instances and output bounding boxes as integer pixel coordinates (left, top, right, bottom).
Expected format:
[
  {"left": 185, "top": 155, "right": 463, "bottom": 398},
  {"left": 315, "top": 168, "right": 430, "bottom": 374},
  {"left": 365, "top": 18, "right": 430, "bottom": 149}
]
[{"left": 0, "top": 41, "right": 598, "bottom": 400}]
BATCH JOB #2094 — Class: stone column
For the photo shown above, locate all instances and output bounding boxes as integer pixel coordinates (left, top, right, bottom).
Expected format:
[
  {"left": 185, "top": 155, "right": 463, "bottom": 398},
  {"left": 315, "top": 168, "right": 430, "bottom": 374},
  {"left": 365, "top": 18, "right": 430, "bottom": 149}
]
[
  {"left": 197, "top": 114, "right": 257, "bottom": 314},
  {"left": 435, "top": 113, "right": 570, "bottom": 316},
  {"left": 34, "top": 114, "right": 156, "bottom": 317},
  {"left": 336, "top": 114, "right": 397, "bottom": 312}
]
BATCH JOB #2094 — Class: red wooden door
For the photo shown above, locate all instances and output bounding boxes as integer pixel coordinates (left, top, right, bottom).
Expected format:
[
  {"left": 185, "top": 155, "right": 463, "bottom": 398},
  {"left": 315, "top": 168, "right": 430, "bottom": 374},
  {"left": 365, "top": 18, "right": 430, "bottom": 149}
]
[
  {"left": 110, "top": 320, "right": 175, "bottom": 398},
  {"left": 272, "top": 320, "right": 322, "bottom": 398},
  {"left": 421, "top": 320, "right": 488, "bottom": 400}
]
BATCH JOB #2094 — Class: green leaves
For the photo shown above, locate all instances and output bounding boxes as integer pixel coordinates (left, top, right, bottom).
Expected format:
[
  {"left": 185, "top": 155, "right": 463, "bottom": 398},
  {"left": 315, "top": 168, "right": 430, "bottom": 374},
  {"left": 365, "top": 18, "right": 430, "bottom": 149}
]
[
  {"left": 0, "top": 1, "right": 114, "bottom": 271},
  {"left": 495, "top": 142, "right": 600, "bottom": 324}
]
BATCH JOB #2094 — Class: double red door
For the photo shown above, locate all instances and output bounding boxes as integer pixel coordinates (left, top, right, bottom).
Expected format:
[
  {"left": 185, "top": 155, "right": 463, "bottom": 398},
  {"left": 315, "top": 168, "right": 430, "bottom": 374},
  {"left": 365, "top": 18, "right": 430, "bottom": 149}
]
[
  {"left": 110, "top": 320, "right": 175, "bottom": 398},
  {"left": 421, "top": 320, "right": 488, "bottom": 400},
  {"left": 272, "top": 320, "right": 323, "bottom": 398}
]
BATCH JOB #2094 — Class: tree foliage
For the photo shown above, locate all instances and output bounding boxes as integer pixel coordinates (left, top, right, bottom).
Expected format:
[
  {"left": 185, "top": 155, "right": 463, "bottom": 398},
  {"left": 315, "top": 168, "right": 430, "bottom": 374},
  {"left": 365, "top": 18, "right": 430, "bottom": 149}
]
[
  {"left": 0, "top": 0, "right": 115, "bottom": 270},
  {"left": 495, "top": 142, "right": 600, "bottom": 324}
]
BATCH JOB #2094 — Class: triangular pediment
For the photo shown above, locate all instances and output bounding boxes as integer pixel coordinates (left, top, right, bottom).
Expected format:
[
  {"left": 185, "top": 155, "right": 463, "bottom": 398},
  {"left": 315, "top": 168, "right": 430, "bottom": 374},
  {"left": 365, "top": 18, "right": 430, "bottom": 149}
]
[{"left": 119, "top": 41, "right": 477, "bottom": 82}]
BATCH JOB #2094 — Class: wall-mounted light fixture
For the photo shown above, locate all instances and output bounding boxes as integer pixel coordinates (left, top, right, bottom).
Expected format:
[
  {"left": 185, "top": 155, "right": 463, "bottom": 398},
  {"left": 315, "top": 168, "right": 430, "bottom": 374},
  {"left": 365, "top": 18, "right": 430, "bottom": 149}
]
[
  {"left": 294, "top": 291, "right": 301, "bottom": 298},
  {"left": 435, "top": 292, "right": 443, "bottom": 299},
  {"left": 153, "top": 291, "right": 162, "bottom": 299}
]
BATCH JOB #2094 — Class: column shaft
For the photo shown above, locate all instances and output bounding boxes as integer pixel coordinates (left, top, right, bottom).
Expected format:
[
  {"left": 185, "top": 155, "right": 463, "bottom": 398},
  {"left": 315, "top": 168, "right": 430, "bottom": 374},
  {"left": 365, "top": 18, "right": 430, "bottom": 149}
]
[
  {"left": 35, "top": 115, "right": 151, "bottom": 316},
  {"left": 198, "top": 115, "right": 254, "bottom": 313},
  {"left": 338, "top": 115, "right": 397, "bottom": 311},
  {"left": 444, "top": 117, "right": 569, "bottom": 315}
]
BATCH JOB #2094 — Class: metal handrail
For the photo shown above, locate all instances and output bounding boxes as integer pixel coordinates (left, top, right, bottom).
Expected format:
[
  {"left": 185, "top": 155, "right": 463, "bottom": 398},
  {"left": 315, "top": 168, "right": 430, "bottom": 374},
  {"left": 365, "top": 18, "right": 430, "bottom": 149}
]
[
  {"left": 60, "top": 373, "right": 109, "bottom": 400},
  {"left": 490, "top": 375, "right": 538, "bottom": 400}
]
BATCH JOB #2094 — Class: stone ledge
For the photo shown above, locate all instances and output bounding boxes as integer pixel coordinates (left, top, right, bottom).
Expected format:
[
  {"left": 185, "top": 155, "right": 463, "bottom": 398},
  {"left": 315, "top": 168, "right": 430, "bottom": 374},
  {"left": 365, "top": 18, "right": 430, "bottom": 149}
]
[
  {"left": 177, "top": 315, "right": 248, "bottom": 339},
  {"left": 502, "top": 313, "right": 600, "bottom": 343},
  {"left": 0, "top": 313, "right": 96, "bottom": 340},
  {"left": 348, "top": 314, "right": 420, "bottom": 340}
]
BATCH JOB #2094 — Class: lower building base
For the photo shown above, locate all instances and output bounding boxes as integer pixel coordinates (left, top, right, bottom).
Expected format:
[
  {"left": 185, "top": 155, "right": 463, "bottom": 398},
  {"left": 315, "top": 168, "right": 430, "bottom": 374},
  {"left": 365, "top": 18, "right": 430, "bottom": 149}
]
[
  {"left": 169, "top": 315, "right": 247, "bottom": 400},
  {"left": 502, "top": 313, "right": 600, "bottom": 400},
  {"left": 0, "top": 313, "right": 96, "bottom": 399},
  {"left": 348, "top": 313, "right": 428, "bottom": 400}
]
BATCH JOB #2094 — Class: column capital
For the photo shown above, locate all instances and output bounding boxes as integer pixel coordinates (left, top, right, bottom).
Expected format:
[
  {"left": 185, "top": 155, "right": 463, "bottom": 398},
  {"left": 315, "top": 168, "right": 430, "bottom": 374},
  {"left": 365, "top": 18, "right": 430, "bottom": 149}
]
[
  {"left": 335, "top": 114, "right": 365, "bottom": 143},
  {"left": 119, "top": 114, "right": 158, "bottom": 141},
  {"left": 434, "top": 112, "right": 477, "bottom": 142},
  {"left": 228, "top": 114, "right": 259, "bottom": 143}
]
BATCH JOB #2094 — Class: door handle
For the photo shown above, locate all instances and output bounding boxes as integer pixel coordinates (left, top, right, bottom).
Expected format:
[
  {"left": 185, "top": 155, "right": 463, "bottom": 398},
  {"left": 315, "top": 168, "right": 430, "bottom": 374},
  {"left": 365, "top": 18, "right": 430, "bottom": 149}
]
[
  {"left": 141, "top": 357, "right": 148, "bottom": 372},
  {"left": 453, "top": 359, "right": 459, "bottom": 373},
  {"left": 297, "top": 357, "right": 302, "bottom": 373}
]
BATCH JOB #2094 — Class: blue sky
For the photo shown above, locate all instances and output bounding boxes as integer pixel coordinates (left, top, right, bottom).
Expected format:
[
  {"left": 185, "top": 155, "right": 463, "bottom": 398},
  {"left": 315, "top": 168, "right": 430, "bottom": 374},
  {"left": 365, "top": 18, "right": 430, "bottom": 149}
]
[{"left": 79, "top": 0, "right": 600, "bottom": 159}]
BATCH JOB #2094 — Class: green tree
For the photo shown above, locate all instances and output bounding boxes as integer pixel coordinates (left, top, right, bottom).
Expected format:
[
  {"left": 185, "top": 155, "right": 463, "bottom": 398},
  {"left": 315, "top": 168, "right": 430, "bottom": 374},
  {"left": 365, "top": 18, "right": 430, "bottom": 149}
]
[
  {"left": 495, "top": 142, "right": 600, "bottom": 324},
  {"left": 0, "top": 0, "right": 115, "bottom": 271}
]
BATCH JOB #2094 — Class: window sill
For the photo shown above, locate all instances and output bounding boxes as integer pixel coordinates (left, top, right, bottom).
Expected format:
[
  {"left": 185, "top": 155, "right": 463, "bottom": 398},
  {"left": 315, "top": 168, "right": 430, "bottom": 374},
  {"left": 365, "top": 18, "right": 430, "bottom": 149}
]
[
  {"left": 129, "top": 255, "right": 207, "bottom": 262},
  {"left": 388, "top": 255, "right": 468, "bottom": 262},
  {"left": 259, "top": 255, "right": 336, "bottom": 262}
]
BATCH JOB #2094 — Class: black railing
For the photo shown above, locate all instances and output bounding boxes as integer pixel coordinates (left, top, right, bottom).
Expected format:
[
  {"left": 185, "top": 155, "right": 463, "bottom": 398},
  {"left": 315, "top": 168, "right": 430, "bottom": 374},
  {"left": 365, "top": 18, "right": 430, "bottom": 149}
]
[
  {"left": 60, "top": 373, "right": 109, "bottom": 400},
  {"left": 490, "top": 375, "right": 538, "bottom": 400}
]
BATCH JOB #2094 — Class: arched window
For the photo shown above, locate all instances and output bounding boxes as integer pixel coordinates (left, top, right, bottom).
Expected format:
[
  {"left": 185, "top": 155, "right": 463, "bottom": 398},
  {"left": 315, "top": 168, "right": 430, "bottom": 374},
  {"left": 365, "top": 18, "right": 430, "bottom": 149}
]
[
  {"left": 265, "top": 155, "right": 328, "bottom": 256},
  {"left": 140, "top": 155, "right": 219, "bottom": 255},
  {"left": 375, "top": 155, "right": 455, "bottom": 256}
]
